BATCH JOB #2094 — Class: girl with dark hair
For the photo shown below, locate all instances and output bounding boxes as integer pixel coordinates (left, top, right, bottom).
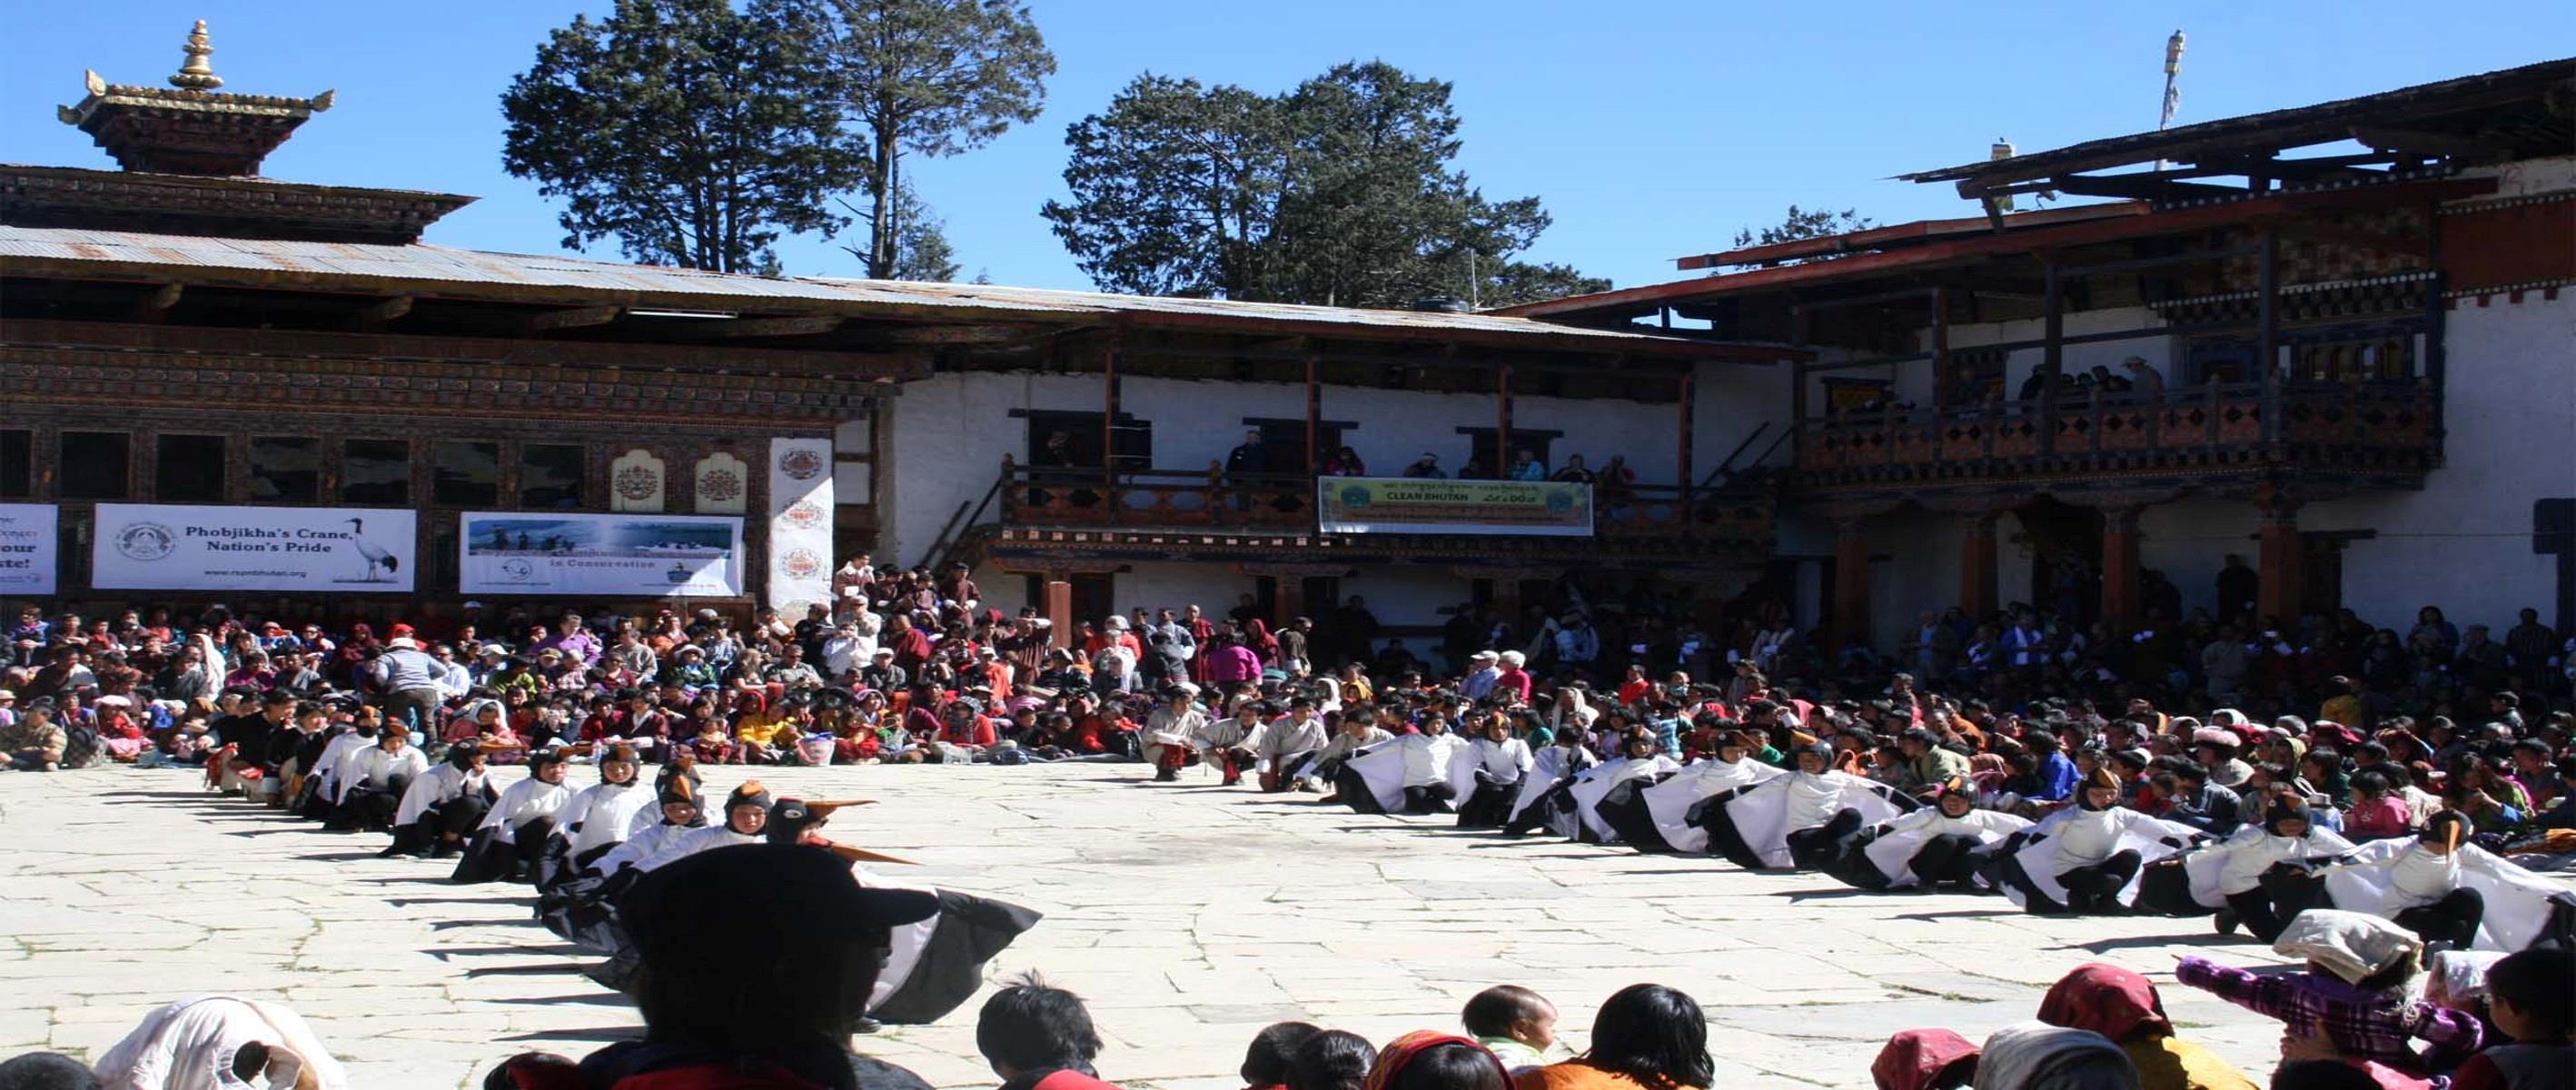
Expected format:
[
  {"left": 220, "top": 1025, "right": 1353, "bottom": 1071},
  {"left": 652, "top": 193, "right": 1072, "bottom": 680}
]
[
  {"left": 1516, "top": 984, "right": 1713, "bottom": 1090},
  {"left": 1288, "top": 1031, "right": 1378, "bottom": 1090}
]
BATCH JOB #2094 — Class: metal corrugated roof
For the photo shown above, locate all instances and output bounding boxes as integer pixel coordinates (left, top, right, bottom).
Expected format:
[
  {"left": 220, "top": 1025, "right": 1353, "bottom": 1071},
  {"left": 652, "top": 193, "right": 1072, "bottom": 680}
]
[{"left": 0, "top": 223, "right": 1792, "bottom": 357}]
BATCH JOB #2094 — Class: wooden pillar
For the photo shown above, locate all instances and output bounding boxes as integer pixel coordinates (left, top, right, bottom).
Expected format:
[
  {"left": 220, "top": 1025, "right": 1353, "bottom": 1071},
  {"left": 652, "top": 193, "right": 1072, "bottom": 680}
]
[
  {"left": 1930, "top": 286, "right": 1951, "bottom": 403},
  {"left": 2257, "top": 230, "right": 2283, "bottom": 443},
  {"left": 1102, "top": 346, "right": 1121, "bottom": 522},
  {"left": 2040, "top": 260, "right": 2063, "bottom": 454},
  {"left": 2256, "top": 490, "right": 2302, "bottom": 625},
  {"left": 1831, "top": 518, "right": 1872, "bottom": 649},
  {"left": 2101, "top": 507, "right": 2143, "bottom": 631},
  {"left": 1274, "top": 578, "right": 1305, "bottom": 628},
  {"left": 1494, "top": 363, "right": 1514, "bottom": 473},
  {"left": 1676, "top": 370, "right": 1697, "bottom": 537},
  {"left": 1043, "top": 580, "right": 1074, "bottom": 650},
  {"left": 1303, "top": 353, "right": 1322, "bottom": 477},
  {"left": 1960, "top": 512, "right": 1999, "bottom": 619}
]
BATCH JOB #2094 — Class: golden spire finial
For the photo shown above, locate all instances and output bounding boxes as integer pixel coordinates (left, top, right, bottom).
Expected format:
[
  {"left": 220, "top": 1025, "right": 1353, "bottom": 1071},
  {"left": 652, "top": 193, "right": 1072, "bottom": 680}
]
[{"left": 170, "top": 20, "right": 223, "bottom": 91}]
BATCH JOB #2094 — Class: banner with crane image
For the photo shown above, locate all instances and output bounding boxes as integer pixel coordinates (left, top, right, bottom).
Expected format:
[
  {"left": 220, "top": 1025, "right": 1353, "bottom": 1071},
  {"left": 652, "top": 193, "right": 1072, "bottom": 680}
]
[
  {"left": 90, "top": 503, "right": 417, "bottom": 592},
  {"left": 459, "top": 511, "right": 742, "bottom": 598}
]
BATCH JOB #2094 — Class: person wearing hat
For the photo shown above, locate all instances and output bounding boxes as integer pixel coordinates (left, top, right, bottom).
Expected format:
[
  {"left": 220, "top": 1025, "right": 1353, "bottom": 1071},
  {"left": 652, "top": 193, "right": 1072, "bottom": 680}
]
[
  {"left": 1696, "top": 741, "right": 1917, "bottom": 871},
  {"left": 590, "top": 777, "right": 707, "bottom": 887},
  {"left": 453, "top": 747, "right": 576, "bottom": 883},
  {"left": 372, "top": 626, "right": 444, "bottom": 738},
  {"left": 638, "top": 780, "right": 775, "bottom": 872},
  {"left": 552, "top": 746, "right": 650, "bottom": 871},
  {"left": 1993, "top": 768, "right": 2204, "bottom": 916},
  {"left": 2139, "top": 788, "right": 2354, "bottom": 941},
  {"left": 577, "top": 844, "right": 942, "bottom": 1088},
  {"left": 2176, "top": 909, "right": 2479, "bottom": 1074},
  {"left": 385, "top": 745, "right": 497, "bottom": 859},
  {"left": 332, "top": 725, "right": 427, "bottom": 832}
]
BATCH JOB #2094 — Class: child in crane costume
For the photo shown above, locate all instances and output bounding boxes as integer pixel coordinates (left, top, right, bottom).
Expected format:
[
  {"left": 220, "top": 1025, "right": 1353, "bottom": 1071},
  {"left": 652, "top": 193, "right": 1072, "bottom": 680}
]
[
  {"left": 2310, "top": 811, "right": 2576, "bottom": 951},
  {"left": 1696, "top": 741, "right": 1917, "bottom": 870},
  {"left": 765, "top": 797, "right": 1045, "bottom": 1025},
  {"left": 1825, "top": 778, "right": 2031, "bottom": 891},
  {"left": 451, "top": 746, "right": 574, "bottom": 884},
  {"left": 1337, "top": 718, "right": 1475, "bottom": 815},
  {"left": 2134, "top": 791, "right": 2353, "bottom": 942},
  {"left": 1991, "top": 768, "right": 2204, "bottom": 915},
  {"left": 1565, "top": 730, "right": 1684, "bottom": 846},
  {"left": 1600, "top": 729, "right": 1781, "bottom": 854}
]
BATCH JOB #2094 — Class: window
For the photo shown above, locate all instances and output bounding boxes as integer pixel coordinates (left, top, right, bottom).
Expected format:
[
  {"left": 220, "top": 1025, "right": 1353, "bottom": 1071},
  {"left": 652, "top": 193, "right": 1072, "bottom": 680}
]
[
  {"left": 59, "top": 431, "right": 130, "bottom": 500},
  {"left": 432, "top": 440, "right": 501, "bottom": 507},
  {"left": 1016, "top": 411, "right": 1151, "bottom": 471},
  {"left": 154, "top": 434, "right": 227, "bottom": 501},
  {"left": 342, "top": 439, "right": 411, "bottom": 505},
  {"left": 0, "top": 431, "right": 29, "bottom": 499},
  {"left": 520, "top": 444, "right": 586, "bottom": 509},
  {"left": 246, "top": 437, "right": 322, "bottom": 502}
]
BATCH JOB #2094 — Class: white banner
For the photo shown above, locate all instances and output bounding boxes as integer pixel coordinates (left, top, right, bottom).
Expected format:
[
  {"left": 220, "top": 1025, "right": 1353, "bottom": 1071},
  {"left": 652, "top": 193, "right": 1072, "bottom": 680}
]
[
  {"left": 768, "top": 436, "right": 835, "bottom": 613},
  {"left": 0, "top": 503, "right": 58, "bottom": 597},
  {"left": 461, "top": 512, "right": 742, "bottom": 598},
  {"left": 91, "top": 503, "right": 416, "bottom": 592}
]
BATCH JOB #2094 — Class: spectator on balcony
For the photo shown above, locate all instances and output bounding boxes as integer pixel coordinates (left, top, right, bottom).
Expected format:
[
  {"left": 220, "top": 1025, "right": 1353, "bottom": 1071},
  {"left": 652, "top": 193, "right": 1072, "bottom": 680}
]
[
  {"left": 1596, "top": 456, "right": 1636, "bottom": 510},
  {"left": 1323, "top": 447, "right": 1368, "bottom": 477},
  {"left": 2123, "top": 356, "right": 2166, "bottom": 399},
  {"left": 2018, "top": 364, "right": 2060, "bottom": 402},
  {"left": 1459, "top": 455, "right": 1495, "bottom": 481},
  {"left": 2088, "top": 364, "right": 2134, "bottom": 395},
  {"left": 1549, "top": 456, "right": 1594, "bottom": 484},
  {"left": 1507, "top": 450, "right": 1547, "bottom": 481},
  {"left": 1402, "top": 452, "right": 1448, "bottom": 479}
]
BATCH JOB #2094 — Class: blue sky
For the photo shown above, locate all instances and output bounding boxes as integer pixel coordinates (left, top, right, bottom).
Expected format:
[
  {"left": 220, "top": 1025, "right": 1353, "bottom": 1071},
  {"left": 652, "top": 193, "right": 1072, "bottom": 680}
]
[{"left": 5, "top": 2, "right": 2569, "bottom": 293}]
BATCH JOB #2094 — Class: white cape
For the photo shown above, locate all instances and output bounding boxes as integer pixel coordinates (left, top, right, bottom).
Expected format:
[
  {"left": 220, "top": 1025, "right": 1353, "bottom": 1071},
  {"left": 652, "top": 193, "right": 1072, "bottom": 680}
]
[
  {"left": 1641, "top": 758, "right": 1785, "bottom": 854},
  {"left": 1995, "top": 807, "right": 2202, "bottom": 912},
  {"left": 93, "top": 994, "right": 348, "bottom": 1090},
  {"left": 2321, "top": 839, "right": 2575, "bottom": 951}
]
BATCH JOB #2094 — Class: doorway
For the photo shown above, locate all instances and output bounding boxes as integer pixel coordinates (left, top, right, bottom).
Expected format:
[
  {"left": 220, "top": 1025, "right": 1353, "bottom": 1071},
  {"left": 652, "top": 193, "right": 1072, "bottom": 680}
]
[{"left": 2016, "top": 496, "right": 2103, "bottom": 625}]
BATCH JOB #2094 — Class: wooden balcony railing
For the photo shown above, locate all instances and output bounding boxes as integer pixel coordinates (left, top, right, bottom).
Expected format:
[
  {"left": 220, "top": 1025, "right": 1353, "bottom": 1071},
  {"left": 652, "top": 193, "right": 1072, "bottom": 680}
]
[
  {"left": 992, "top": 460, "right": 1774, "bottom": 555},
  {"left": 1794, "top": 382, "right": 2440, "bottom": 488}
]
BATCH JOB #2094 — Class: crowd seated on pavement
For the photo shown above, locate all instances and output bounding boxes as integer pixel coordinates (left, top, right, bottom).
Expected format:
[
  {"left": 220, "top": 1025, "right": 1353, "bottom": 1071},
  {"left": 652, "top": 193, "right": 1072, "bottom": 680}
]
[{"left": 3, "top": 556, "right": 2572, "bottom": 1090}]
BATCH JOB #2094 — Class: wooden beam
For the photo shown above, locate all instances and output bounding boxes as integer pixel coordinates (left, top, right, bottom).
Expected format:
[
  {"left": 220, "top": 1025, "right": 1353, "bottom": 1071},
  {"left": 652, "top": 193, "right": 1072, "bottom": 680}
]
[
  {"left": 367, "top": 294, "right": 415, "bottom": 322},
  {"left": 877, "top": 323, "right": 1043, "bottom": 344},
  {"left": 2045, "top": 173, "right": 2244, "bottom": 201},
  {"left": 2270, "top": 220, "right": 2428, "bottom": 256},
  {"left": 2349, "top": 124, "right": 2509, "bottom": 159},
  {"left": 525, "top": 305, "right": 620, "bottom": 332},
  {"left": 708, "top": 315, "right": 845, "bottom": 339}
]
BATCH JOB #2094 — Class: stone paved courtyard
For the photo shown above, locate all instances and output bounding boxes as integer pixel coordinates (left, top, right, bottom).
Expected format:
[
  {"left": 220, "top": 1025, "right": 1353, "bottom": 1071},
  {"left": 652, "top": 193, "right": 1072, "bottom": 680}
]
[{"left": 1, "top": 762, "right": 2304, "bottom": 1089}]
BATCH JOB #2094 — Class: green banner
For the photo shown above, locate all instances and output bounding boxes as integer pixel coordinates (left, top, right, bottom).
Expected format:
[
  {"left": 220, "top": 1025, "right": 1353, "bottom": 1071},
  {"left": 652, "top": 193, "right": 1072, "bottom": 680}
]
[{"left": 1314, "top": 477, "right": 1592, "bottom": 537}]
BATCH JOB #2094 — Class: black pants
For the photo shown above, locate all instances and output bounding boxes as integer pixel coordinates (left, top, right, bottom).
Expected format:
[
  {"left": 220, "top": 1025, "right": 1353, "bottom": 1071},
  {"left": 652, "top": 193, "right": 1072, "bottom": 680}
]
[
  {"left": 2057, "top": 849, "right": 2144, "bottom": 912},
  {"left": 1457, "top": 779, "right": 1521, "bottom": 828},
  {"left": 1907, "top": 833, "right": 1986, "bottom": 887},
  {"left": 433, "top": 794, "right": 492, "bottom": 842},
  {"left": 1402, "top": 782, "right": 1456, "bottom": 815},
  {"left": 2223, "top": 865, "right": 2330, "bottom": 943},
  {"left": 2393, "top": 888, "right": 2484, "bottom": 949},
  {"left": 337, "top": 772, "right": 412, "bottom": 831},
  {"left": 1786, "top": 808, "right": 1864, "bottom": 869}
]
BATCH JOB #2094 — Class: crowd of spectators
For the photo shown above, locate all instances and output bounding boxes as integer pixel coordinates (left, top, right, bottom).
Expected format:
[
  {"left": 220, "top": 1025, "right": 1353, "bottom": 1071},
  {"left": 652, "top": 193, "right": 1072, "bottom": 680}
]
[{"left": 2, "top": 558, "right": 2571, "bottom": 1090}]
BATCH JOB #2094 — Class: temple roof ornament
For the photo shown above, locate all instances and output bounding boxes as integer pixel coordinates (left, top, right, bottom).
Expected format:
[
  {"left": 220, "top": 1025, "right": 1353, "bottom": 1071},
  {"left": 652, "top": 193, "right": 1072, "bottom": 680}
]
[{"left": 54, "top": 21, "right": 336, "bottom": 176}]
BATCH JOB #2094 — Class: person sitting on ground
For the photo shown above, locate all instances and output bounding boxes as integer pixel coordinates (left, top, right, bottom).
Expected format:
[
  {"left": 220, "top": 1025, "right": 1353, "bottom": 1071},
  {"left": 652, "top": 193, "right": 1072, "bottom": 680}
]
[
  {"left": 1462, "top": 986, "right": 1557, "bottom": 1074},
  {"left": 1699, "top": 741, "right": 1917, "bottom": 871},
  {"left": 638, "top": 781, "right": 773, "bottom": 872},
  {"left": 976, "top": 973, "right": 1120, "bottom": 1090},
  {"left": 1515, "top": 984, "right": 1713, "bottom": 1090},
  {"left": 1972, "top": 1023, "right": 2142, "bottom": 1090},
  {"left": 1371, "top": 1032, "right": 1514, "bottom": 1090},
  {"left": 332, "top": 724, "right": 426, "bottom": 832},
  {"left": 2, "top": 697, "right": 68, "bottom": 771},
  {"left": 1242, "top": 1023, "right": 1324, "bottom": 1090},
  {"left": 2036, "top": 964, "right": 2258, "bottom": 1090},
  {"left": 1288, "top": 1031, "right": 1379, "bottom": 1090},
  {"left": 2144, "top": 791, "right": 2351, "bottom": 943},
  {"left": 1256, "top": 699, "right": 1330, "bottom": 793},
  {"left": 1871, "top": 1030, "right": 1979, "bottom": 1090},
  {"left": 2445, "top": 946, "right": 2571, "bottom": 1090},
  {"left": 453, "top": 746, "right": 575, "bottom": 884},
  {"left": 384, "top": 744, "right": 495, "bottom": 859},
  {"left": 2175, "top": 909, "right": 2482, "bottom": 1074}
]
